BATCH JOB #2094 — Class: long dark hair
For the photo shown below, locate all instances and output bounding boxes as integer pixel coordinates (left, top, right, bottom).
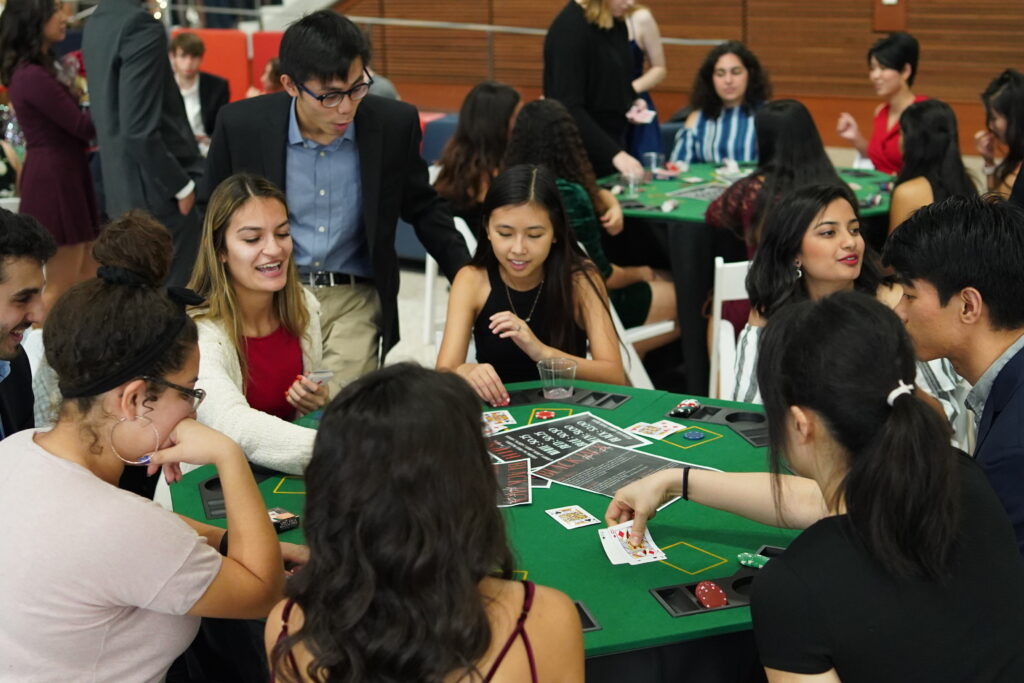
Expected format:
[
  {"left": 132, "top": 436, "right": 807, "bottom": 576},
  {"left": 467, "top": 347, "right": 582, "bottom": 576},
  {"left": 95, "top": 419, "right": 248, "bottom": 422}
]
[
  {"left": 435, "top": 81, "right": 521, "bottom": 214},
  {"left": 747, "top": 100, "right": 843, "bottom": 246},
  {"left": 502, "top": 98, "right": 604, "bottom": 216},
  {"left": 747, "top": 184, "right": 883, "bottom": 319},
  {"left": 896, "top": 99, "right": 976, "bottom": 203},
  {"left": 0, "top": 0, "right": 59, "bottom": 85},
  {"left": 758, "top": 291, "right": 960, "bottom": 579},
  {"left": 867, "top": 32, "right": 919, "bottom": 86},
  {"left": 271, "top": 364, "right": 515, "bottom": 682},
  {"left": 980, "top": 69, "right": 1024, "bottom": 189},
  {"left": 691, "top": 40, "right": 772, "bottom": 119},
  {"left": 470, "top": 164, "right": 607, "bottom": 354}
]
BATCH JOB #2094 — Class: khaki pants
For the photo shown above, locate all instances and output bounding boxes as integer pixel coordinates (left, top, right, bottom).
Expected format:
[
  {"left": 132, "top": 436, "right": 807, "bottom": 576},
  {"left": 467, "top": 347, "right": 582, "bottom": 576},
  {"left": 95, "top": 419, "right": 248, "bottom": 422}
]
[{"left": 306, "top": 283, "right": 382, "bottom": 397}]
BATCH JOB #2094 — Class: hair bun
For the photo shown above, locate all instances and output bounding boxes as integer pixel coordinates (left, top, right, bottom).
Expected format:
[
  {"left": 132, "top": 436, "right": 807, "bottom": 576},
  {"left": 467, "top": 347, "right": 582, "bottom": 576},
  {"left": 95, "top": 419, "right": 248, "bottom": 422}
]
[
  {"left": 97, "top": 265, "right": 147, "bottom": 286},
  {"left": 92, "top": 210, "right": 173, "bottom": 287}
]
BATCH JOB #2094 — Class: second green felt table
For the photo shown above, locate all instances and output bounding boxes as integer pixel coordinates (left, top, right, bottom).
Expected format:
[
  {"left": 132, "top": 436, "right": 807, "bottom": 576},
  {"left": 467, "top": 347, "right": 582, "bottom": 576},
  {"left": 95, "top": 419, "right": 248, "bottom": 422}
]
[{"left": 170, "top": 381, "right": 797, "bottom": 657}]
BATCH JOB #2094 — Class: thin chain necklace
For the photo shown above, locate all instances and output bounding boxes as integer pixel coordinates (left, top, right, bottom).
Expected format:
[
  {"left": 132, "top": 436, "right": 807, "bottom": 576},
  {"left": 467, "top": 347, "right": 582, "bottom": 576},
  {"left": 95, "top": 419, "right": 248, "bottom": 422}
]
[{"left": 504, "top": 278, "right": 544, "bottom": 323}]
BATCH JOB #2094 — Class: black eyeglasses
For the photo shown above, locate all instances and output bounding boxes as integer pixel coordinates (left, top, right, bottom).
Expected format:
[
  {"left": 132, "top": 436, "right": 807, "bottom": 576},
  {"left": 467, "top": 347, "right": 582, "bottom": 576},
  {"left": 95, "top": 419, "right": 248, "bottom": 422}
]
[
  {"left": 142, "top": 376, "right": 206, "bottom": 412},
  {"left": 297, "top": 70, "right": 375, "bottom": 108}
]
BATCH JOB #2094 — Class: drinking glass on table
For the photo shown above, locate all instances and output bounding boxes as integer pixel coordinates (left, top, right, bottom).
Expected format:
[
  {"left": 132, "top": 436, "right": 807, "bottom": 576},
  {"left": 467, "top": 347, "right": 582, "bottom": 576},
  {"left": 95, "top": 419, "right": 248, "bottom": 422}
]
[
  {"left": 538, "top": 358, "right": 577, "bottom": 399},
  {"left": 619, "top": 172, "right": 643, "bottom": 199}
]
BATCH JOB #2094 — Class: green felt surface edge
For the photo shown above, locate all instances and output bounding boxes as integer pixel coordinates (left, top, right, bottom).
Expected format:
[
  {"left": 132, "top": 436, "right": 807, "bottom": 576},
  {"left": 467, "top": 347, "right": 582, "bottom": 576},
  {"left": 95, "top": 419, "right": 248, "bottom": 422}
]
[
  {"left": 170, "top": 381, "right": 798, "bottom": 657},
  {"left": 604, "top": 164, "right": 892, "bottom": 222}
]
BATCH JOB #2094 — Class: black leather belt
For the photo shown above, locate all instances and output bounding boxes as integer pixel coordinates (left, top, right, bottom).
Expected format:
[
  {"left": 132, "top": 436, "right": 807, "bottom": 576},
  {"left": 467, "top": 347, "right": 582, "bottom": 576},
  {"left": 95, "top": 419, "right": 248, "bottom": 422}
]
[{"left": 302, "top": 271, "right": 373, "bottom": 287}]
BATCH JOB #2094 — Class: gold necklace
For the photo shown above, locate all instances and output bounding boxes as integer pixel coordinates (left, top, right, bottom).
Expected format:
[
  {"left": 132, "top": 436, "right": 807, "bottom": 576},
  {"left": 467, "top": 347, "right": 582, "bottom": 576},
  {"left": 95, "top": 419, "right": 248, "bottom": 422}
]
[{"left": 504, "top": 279, "right": 544, "bottom": 323}]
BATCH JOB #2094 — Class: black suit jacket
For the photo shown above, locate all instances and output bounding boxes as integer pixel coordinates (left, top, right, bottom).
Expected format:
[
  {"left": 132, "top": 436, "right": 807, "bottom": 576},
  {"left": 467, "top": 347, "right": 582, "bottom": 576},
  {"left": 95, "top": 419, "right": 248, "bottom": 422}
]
[
  {"left": 0, "top": 347, "right": 33, "bottom": 438},
  {"left": 974, "top": 344, "right": 1024, "bottom": 556},
  {"left": 198, "top": 71, "right": 229, "bottom": 136},
  {"left": 204, "top": 92, "right": 470, "bottom": 356},
  {"left": 82, "top": 0, "right": 202, "bottom": 219}
]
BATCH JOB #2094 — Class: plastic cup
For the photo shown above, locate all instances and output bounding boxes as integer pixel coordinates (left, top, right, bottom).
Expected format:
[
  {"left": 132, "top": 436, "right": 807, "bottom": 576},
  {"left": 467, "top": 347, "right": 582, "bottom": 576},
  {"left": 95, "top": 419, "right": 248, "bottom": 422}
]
[
  {"left": 537, "top": 358, "right": 577, "bottom": 400},
  {"left": 619, "top": 173, "right": 642, "bottom": 199},
  {"left": 643, "top": 152, "right": 665, "bottom": 173}
]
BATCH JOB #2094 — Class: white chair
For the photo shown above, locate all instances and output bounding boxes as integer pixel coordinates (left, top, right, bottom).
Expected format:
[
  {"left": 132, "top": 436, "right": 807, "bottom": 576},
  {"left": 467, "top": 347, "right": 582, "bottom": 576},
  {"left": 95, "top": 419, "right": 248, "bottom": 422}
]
[
  {"left": 606, "top": 304, "right": 671, "bottom": 390},
  {"left": 708, "top": 257, "right": 751, "bottom": 399},
  {"left": 573, "top": 240, "right": 675, "bottom": 389},
  {"left": 422, "top": 215, "right": 477, "bottom": 345}
]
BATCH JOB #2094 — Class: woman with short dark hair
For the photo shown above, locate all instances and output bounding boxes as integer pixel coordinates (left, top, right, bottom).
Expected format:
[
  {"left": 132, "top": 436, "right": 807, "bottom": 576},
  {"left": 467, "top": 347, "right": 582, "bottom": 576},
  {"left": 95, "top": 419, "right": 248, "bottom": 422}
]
[{"left": 836, "top": 32, "right": 925, "bottom": 174}]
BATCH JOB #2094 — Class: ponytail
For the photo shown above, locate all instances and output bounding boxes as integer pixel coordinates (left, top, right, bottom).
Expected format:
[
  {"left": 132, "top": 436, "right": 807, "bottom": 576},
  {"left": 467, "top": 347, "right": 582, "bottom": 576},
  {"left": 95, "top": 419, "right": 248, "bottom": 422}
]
[
  {"left": 842, "top": 389, "right": 960, "bottom": 580},
  {"left": 758, "top": 291, "right": 961, "bottom": 579}
]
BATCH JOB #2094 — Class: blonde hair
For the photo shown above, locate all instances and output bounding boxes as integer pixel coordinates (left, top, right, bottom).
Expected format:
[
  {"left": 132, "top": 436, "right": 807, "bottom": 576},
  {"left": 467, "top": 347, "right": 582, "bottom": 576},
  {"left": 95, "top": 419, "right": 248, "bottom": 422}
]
[
  {"left": 580, "top": 0, "right": 614, "bottom": 30},
  {"left": 187, "top": 173, "right": 309, "bottom": 386}
]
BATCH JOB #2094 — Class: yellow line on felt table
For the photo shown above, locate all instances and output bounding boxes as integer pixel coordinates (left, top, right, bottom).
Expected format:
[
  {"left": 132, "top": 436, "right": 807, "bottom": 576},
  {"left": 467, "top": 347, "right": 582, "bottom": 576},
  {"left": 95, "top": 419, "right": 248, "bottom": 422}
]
[
  {"left": 660, "top": 425, "right": 724, "bottom": 450},
  {"left": 658, "top": 541, "right": 729, "bottom": 575},
  {"left": 272, "top": 476, "right": 307, "bottom": 495}
]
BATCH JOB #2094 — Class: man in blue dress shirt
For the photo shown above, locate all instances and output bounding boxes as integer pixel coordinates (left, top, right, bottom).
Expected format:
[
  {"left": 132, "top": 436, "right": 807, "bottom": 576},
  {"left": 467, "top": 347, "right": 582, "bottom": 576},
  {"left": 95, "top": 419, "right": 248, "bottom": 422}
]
[{"left": 204, "top": 12, "right": 469, "bottom": 394}]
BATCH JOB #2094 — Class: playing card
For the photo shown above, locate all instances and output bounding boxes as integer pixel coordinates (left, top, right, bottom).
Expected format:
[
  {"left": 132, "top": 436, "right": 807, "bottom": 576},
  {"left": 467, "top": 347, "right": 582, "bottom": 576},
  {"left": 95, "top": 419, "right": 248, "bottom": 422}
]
[
  {"left": 650, "top": 420, "right": 686, "bottom": 437},
  {"left": 546, "top": 505, "right": 600, "bottom": 529},
  {"left": 597, "top": 528, "right": 628, "bottom": 565},
  {"left": 625, "top": 421, "right": 685, "bottom": 440},
  {"left": 603, "top": 521, "right": 666, "bottom": 565},
  {"left": 483, "top": 410, "right": 516, "bottom": 426},
  {"left": 483, "top": 421, "right": 508, "bottom": 436}
]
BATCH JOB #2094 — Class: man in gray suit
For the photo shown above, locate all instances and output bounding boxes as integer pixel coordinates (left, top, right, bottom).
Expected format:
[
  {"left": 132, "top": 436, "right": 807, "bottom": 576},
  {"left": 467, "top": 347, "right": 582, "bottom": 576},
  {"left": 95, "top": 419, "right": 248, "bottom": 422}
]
[{"left": 83, "top": 0, "right": 203, "bottom": 286}]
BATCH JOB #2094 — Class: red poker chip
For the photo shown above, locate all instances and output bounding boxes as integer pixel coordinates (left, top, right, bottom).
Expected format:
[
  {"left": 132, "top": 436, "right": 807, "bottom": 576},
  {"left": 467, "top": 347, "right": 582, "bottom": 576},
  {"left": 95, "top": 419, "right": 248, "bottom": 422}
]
[
  {"left": 535, "top": 410, "right": 556, "bottom": 420},
  {"left": 694, "top": 580, "right": 729, "bottom": 609}
]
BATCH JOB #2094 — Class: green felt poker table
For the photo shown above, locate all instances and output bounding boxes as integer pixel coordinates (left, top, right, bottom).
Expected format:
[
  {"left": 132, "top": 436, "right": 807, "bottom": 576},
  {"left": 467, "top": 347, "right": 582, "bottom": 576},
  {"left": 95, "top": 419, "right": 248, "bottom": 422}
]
[
  {"left": 170, "top": 380, "right": 798, "bottom": 659},
  {"left": 598, "top": 164, "right": 893, "bottom": 395},
  {"left": 607, "top": 164, "right": 891, "bottom": 224}
]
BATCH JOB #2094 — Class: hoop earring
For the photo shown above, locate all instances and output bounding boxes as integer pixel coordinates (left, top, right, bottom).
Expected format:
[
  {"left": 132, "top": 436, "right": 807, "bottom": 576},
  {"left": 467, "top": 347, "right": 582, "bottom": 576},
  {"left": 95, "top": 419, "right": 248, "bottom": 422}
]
[
  {"left": 794, "top": 263, "right": 803, "bottom": 279},
  {"left": 109, "top": 415, "right": 161, "bottom": 466}
]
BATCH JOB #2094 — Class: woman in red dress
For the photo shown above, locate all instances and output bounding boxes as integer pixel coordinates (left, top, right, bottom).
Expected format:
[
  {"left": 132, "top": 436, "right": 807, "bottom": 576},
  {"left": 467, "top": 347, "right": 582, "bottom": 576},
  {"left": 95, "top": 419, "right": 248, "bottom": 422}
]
[
  {"left": 0, "top": 0, "right": 99, "bottom": 310},
  {"left": 835, "top": 33, "right": 925, "bottom": 175}
]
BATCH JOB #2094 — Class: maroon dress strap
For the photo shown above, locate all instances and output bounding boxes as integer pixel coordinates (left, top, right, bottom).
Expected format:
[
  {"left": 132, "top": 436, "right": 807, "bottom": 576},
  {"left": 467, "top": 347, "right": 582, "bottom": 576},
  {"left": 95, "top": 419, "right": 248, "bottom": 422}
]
[
  {"left": 484, "top": 580, "right": 538, "bottom": 682},
  {"left": 269, "top": 598, "right": 302, "bottom": 683}
]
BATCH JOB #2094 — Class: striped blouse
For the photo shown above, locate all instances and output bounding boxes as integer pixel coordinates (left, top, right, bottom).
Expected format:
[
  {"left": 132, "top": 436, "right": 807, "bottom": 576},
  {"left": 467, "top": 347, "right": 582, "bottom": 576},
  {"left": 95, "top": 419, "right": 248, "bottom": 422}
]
[
  {"left": 731, "top": 323, "right": 967, "bottom": 448},
  {"left": 670, "top": 105, "right": 759, "bottom": 165}
]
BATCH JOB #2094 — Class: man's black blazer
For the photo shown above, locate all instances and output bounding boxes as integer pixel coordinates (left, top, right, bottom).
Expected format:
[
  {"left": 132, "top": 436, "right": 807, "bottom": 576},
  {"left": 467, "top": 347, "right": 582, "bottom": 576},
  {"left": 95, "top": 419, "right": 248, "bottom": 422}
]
[
  {"left": 204, "top": 92, "right": 470, "bottom": 356},
  {"left": 0, "top": 347, "right": 33, "bottom": 438},
  {"left": 198, "top": 71, "right": 230, "bottom": 136}
]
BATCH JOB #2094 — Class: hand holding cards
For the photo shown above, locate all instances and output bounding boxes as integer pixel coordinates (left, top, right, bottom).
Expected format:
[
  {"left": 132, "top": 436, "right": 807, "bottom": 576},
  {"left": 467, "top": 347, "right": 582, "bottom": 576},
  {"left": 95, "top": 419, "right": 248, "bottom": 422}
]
[{"left": 599, "top": 521, "right": 666, "bottom": 565}]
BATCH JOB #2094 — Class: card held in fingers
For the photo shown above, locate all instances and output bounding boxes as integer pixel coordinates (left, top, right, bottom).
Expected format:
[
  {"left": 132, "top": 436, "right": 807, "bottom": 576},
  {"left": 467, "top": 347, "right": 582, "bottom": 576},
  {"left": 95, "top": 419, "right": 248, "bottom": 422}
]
[{"left": 606, "top": 520, "right": 666, "bottom": 565}]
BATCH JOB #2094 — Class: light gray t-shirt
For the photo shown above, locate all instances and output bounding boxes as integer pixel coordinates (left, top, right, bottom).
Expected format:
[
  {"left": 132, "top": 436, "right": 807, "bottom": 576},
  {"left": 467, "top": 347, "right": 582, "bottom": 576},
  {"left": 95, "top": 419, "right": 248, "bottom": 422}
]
[{"left": 0, "top": 429, "right": 222, "bottom": 683}]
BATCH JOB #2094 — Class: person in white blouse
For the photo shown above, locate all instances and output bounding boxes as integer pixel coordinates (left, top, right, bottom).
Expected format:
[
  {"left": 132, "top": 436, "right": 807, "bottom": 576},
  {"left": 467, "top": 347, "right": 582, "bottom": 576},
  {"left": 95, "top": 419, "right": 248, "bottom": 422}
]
[
  {"left": 731, "top": 183, "right": 964, "bottom": 441},
  {"left": 186, "top": 173, "right": 328, "bottom": 475}
]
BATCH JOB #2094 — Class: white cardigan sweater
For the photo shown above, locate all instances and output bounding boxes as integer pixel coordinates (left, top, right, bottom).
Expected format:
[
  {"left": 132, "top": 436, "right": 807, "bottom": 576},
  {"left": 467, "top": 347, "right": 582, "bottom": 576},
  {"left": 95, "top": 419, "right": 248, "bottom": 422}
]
[{"left": 191, "top": 288, "right": 322, "bottom": 475}]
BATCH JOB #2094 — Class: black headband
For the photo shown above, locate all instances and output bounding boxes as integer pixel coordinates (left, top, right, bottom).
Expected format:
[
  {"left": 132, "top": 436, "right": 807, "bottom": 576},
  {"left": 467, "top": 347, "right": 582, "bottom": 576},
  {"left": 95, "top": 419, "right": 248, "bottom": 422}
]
[{"left": 59, "top": 268, "right": 205, "bottom": 399}]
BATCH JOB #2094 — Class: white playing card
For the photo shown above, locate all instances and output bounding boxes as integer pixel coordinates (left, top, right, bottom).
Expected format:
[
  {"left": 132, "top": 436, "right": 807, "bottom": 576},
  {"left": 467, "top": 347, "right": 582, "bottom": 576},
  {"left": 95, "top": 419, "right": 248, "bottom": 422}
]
[
  {"left": 650, "top": 420, "right": 686, "bottom": 437},
  {"left": 546, "top": 505, "right": 601, "bottom": 529},
  {"left": 603, "top": 521, "right": 666, "bottom": 565},
  {"left": 625, "top": 420, "right": 685, "bottom": 440},
  {"left": 597, "top": 528, "right": 629, "bottom": 565},
  {"left": 483, "top": 410, "right": 516, "bottom": 426}
]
